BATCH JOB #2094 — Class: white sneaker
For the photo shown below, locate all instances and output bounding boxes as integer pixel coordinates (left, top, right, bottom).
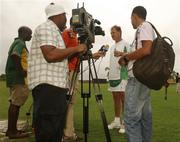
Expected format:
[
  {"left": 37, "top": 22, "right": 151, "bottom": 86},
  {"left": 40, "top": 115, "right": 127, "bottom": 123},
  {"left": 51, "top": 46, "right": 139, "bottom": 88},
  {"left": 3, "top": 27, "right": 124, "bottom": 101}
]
[
  {"left": 108, "top": 121, "right": 120, "bottom": 129},
  {"left": 118, "top": 124, "right": 125, "bottom": 134}
]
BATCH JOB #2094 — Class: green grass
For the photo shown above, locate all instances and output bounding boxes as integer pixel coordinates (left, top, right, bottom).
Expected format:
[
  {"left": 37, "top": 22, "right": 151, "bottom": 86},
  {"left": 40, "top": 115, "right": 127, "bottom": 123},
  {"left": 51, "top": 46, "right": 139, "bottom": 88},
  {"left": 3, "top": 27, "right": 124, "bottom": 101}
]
[{"left": 0, "top": 81, "right": 180, "bottom": 142}]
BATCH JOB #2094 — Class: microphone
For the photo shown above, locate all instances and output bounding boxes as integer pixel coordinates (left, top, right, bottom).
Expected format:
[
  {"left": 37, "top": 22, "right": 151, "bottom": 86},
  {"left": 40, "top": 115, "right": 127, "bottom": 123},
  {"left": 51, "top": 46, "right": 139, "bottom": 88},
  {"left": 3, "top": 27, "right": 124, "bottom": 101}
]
[{"left": 99, "top": 44, "right": 109, "bottom": 53}]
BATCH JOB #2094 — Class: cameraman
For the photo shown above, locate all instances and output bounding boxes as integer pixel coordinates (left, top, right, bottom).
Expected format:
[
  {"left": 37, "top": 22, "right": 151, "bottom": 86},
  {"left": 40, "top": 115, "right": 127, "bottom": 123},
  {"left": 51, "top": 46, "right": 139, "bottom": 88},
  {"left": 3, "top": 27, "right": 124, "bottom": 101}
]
[
  {"left": 28, "top": 3, "right": 87, "bottom": 142},
  {"left": 62, "top": 17, "right": 105, "bottom": 142}
]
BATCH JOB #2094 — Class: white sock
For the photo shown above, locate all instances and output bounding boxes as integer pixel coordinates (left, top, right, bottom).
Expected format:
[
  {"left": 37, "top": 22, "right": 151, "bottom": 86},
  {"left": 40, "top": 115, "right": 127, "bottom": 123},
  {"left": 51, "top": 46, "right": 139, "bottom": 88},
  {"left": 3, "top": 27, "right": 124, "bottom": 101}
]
[{"left": 114, "top": 117, "right": 120, "bottom": 123}]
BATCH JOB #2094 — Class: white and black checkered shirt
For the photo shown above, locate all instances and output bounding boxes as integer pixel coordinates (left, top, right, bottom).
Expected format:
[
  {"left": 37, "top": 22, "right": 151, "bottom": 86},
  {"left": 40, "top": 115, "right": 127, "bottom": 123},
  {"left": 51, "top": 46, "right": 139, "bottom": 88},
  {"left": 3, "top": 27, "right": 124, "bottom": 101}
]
[{"left": 28, "top": 20, "right": 68, "bottom": 90}]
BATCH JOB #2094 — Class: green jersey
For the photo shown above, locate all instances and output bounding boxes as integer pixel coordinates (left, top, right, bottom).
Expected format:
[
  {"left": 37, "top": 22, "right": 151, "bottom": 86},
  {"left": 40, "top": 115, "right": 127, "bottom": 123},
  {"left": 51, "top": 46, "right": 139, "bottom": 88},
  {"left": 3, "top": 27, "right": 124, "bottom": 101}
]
[{"left": 5, "top": 38, "right": 28, "bottom": 87}]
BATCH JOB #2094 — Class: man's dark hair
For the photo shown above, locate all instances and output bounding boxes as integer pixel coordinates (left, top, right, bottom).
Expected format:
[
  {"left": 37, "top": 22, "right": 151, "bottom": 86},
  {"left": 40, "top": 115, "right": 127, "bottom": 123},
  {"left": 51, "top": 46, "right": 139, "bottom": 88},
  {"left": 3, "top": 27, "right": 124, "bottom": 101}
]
[
  {"left": 18, "top": 26, "right": 32, "bottom": 41},
  {"left": 18, "top": 26, "right": 32, "bottom": 36},
  {"left": 132, "top": 6, "right": 147, "bottom": 20},
  {"left": 111, "top": 25, "right": 121, "bottom": 33},
  {"left": 18, "top": 26, "right": 32, "bottom": 38}
]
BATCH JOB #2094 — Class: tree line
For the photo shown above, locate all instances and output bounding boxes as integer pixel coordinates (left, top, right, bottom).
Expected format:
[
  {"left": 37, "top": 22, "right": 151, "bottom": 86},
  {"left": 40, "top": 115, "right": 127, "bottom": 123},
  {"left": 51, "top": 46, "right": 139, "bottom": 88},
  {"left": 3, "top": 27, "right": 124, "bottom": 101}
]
[{"left": 0, "top": 74, "right": 6, "bottom": 81}]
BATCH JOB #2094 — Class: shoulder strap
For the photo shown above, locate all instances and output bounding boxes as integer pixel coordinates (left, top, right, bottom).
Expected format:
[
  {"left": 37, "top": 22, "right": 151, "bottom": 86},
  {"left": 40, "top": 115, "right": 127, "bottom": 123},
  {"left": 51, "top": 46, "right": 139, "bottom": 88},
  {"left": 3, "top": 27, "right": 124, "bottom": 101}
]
[
  {"left": 135, "top": 30, "right": 138, "bottom": 50},
  {"left": 135, "top": 22, "right": 162, "bottom": 50},
  {"left": 147, "top": 21, "right": 161, "bottom": 38},
  {"left": 148, "top": 22, "right": 173, "bottom": 47}
]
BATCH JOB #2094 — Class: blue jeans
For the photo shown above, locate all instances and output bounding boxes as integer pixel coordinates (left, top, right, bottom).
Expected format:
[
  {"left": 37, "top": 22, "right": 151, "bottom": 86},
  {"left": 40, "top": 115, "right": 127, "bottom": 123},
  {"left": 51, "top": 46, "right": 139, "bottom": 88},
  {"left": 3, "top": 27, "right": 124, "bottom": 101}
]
[{"left": 125, "top": 78, "right": 152, "bottom": 142}]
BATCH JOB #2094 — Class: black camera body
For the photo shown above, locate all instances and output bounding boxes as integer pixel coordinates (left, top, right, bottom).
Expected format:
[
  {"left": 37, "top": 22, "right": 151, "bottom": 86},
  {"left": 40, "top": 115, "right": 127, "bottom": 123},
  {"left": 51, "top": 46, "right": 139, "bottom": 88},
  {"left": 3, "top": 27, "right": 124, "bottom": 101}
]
[{"left": 72, "top": 5, "right": 105, "bottom": 45}]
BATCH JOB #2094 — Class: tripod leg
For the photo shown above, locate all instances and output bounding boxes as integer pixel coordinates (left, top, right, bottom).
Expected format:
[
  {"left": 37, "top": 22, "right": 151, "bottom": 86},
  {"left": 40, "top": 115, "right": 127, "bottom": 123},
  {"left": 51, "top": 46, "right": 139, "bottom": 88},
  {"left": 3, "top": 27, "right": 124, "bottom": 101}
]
[
  {"left": 80, "top": 55, "right": 91, "bottom": 142},
  {"left": 79, "top": 51, "right": 111, "bottom": 142},
  {"left": 91, "top": 58, "right": 101, "bottom": 93},
  {"left": 90, "top": 58, "right": 112, "bottom": 142},
  {"left": 83, "top": 96, "right": 89, "bottom": 142},
  {"left": 165, "top": 86, "right": 167, "bottom": 100}
]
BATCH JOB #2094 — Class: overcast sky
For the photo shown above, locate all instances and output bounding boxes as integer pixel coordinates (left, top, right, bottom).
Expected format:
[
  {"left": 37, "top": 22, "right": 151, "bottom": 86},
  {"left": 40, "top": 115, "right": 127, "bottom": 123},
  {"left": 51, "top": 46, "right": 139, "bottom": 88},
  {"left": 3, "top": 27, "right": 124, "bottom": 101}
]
[{"left": 0, "top": 0, "right": 179, "bottom": 78}]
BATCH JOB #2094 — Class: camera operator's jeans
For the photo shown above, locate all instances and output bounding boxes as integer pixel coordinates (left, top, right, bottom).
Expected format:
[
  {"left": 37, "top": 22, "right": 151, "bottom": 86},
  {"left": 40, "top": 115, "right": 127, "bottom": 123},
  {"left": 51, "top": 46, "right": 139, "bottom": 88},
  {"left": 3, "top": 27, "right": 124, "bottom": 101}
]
[{"left": 124, "top": 77, "right": 152, "bottom": 142}]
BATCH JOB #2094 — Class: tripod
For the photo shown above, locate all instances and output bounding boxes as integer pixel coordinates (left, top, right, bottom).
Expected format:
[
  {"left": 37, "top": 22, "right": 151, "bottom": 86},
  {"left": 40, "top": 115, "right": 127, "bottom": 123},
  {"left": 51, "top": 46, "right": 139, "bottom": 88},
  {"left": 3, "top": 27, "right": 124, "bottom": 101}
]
[{"left": 68, "top": 47, "right": 111, "bottom": 142}]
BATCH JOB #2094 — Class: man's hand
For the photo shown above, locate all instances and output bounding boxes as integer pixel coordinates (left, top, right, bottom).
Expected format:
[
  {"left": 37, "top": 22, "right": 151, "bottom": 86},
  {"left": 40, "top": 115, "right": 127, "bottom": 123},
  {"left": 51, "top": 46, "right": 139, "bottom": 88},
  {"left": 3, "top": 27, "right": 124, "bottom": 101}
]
[
  {"left": 77, "top": 44, "right": 87, "bottom": 54},
  {"left": 92, "top": 51, "right": 106, "bottom": 59},
  {"left": 118, "top": 55, "right": 129, "bottom": 66}
]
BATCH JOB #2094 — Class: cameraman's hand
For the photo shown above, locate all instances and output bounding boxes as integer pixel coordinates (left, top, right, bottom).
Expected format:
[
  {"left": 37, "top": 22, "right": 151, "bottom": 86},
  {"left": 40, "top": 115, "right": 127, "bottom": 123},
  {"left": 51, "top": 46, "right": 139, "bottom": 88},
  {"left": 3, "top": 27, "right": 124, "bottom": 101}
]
[
  {"left": 92, "top": 51, "right": 106, "bottom": 59},
  {"left": 77, "top": 44, "right": 87, "bottom": 54}
]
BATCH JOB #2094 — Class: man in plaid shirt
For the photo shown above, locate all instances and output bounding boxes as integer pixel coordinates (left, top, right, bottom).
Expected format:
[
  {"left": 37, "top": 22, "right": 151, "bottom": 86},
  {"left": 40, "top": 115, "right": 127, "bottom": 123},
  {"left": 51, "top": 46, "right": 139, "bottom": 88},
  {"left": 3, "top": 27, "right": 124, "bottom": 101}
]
[{"left": 28, "top": 3, "right": 87, "bottom": 142}]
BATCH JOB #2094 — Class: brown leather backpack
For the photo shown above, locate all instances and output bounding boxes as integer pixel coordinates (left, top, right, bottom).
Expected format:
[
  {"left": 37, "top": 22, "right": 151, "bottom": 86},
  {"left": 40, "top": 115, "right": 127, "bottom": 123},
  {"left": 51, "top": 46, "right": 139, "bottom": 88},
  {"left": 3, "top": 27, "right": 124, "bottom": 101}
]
[{"left": 133, "top": 22, "right": 175, "bottom": 90}]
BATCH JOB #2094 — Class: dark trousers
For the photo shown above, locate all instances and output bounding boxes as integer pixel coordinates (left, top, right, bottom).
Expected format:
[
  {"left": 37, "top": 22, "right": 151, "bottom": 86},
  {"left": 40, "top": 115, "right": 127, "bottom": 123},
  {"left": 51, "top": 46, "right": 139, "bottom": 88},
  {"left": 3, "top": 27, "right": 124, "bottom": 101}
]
[{"left": 32, "top": 84, "right": 67, "bottom": 142}]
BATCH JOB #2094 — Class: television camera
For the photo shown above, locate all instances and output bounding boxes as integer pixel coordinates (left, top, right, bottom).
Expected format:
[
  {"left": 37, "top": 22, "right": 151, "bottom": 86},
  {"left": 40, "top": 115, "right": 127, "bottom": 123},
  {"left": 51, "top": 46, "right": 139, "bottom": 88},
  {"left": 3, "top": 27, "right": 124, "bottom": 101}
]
[{"left": 72, "top": 4, "right": 105, "bottom": 46}]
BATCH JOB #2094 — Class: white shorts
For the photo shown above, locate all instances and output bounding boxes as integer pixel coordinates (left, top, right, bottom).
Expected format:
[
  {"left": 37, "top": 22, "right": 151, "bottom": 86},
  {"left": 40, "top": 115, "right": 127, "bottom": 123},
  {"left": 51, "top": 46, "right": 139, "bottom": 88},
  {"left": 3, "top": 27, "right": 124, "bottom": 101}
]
[{"left": 108, "top": 80, "right": 127, "bottom": 92}]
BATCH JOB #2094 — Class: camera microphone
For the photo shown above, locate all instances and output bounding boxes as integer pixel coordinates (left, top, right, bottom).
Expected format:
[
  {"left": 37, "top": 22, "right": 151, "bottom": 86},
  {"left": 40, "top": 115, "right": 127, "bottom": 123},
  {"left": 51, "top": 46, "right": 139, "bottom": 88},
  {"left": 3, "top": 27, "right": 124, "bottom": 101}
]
[{"left": 99, "top": 44, "right": 109, "bottom": 52}]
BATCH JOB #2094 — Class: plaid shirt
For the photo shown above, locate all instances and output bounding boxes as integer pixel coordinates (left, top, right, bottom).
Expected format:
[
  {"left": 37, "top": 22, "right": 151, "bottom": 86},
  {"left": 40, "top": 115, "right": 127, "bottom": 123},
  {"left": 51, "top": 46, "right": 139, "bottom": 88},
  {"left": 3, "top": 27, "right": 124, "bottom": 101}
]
[{"left": 28, "top": 20, "right": 68, "bottom": 90}]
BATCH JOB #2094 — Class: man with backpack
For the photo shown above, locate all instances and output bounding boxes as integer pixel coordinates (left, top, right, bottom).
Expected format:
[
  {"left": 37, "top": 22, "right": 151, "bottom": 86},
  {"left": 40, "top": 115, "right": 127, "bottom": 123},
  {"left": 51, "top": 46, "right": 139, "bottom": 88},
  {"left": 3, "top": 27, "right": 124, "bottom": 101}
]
[{"left": 119, "top": 6, "right": 155, "bottom": 142}]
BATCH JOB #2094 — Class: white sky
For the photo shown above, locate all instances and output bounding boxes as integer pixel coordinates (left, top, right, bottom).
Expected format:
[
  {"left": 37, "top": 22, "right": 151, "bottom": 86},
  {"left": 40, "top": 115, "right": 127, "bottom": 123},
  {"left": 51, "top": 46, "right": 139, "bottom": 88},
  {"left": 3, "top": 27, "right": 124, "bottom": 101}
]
[{"left": 0, "top": 0, "right": 179, "bottom": 78}]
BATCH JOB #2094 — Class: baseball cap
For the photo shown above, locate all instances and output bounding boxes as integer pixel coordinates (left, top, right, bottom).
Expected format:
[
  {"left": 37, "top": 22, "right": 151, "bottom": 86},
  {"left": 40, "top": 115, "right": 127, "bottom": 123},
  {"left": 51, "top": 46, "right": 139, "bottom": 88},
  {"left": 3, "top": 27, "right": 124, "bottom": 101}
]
[{"left": 45, "top": 3, "right": 66, "bottom": 18}]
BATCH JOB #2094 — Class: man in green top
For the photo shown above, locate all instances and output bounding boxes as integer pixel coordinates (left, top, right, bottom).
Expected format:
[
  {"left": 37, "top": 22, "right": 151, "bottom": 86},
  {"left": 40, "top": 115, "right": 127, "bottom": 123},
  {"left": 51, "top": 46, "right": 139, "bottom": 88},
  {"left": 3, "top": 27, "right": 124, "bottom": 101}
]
[{"left": 5, "top": 26, "right": 32, "bottom": 139}]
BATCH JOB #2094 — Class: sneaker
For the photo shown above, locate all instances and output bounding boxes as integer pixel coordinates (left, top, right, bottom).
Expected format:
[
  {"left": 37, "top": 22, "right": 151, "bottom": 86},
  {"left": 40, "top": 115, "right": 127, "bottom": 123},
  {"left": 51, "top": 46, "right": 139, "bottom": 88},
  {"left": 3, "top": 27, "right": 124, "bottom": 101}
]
[
  {"left": 118, "top": 124, "right": 125, "bottom": 134},
  {"left": 108, "top": 121, "right": 120, "bottom": 129}
]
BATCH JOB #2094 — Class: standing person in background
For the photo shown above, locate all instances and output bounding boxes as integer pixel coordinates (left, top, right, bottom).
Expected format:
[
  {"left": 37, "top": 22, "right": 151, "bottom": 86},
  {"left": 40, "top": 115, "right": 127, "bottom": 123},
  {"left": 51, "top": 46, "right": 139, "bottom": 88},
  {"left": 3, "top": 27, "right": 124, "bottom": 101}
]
[
  {"left": 28, "top": 3, "right": 87, "bottom": 142},
  {"left": 5, "top": 26, "right": 32, "bottom": 139},
  {"left": 62, "top": 17, "right": 106, "bottom": 141},
  {"left": 176, "top": 72, "right": 180, "bottom": 94},
  {"left": 119, "top": 6, "right": 155, "bottom": 142},
  {"left": 62, "top": 18, "right": 80, "bottom": 142},
  {"left": 108, "top": 25, "right": 130, "bottom": 134}
]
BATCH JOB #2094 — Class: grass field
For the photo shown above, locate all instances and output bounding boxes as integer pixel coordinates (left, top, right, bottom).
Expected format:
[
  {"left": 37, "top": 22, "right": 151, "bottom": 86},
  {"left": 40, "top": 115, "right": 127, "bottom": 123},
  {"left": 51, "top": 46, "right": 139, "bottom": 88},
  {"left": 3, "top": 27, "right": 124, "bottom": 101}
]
[{"left": 0, "top": 80, "right": 180, "bottom": 142}]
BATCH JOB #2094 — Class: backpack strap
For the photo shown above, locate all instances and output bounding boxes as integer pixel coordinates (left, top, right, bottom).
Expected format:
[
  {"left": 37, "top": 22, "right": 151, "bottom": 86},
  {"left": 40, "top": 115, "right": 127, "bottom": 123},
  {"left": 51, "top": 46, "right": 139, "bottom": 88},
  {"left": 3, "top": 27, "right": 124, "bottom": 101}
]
[
  {"left": 148, "top": 22, "right": 173, "bottom": 46},
  {"left": 135, "top": 29, "right": 139, "bottom": 50},
  {"left": 147, "top": 21, "right": 161, "bottom": 38},
  {"left": 135, "top": 22, "right": 162, "bottom": 50}
]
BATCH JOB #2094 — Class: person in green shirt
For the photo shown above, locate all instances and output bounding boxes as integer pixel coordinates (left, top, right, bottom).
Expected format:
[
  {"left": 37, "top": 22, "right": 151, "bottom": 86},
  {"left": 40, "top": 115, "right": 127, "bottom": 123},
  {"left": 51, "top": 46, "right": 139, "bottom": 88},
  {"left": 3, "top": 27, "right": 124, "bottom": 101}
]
[{"left": 5, "top": 26, "right": 32, "bottom": 139}]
